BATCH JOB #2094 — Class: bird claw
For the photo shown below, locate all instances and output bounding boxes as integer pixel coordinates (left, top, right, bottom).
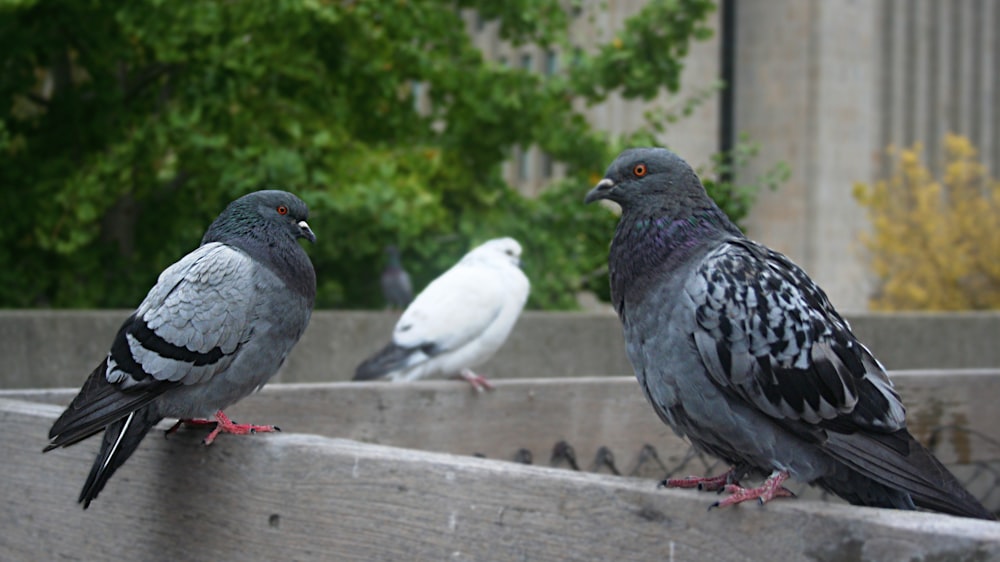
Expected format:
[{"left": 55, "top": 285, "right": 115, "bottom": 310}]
[
  {"left": 666, "top": 469, "right": 793, "bottom": 510},
  {"left": 708, "top": 471, "right": 794, "bottom": 510},
  {"left": 661, "top": 469, "right": 737, "bottom": 492},
  {"left": 457, "top": 369, "right": 495, "bottom": 392},
  {"left": 164, "top": 417, "right": 218, "bottom": 438},
  {"left": 199, "top": 410, "right": 279, "bottom": 446}
]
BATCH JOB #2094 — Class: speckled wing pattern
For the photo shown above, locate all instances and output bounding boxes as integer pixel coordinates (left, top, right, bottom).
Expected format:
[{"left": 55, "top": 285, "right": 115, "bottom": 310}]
[
  {"left": 686, "top": 238, "right": 906, "bottom": 433},
  {"left": 684, "top": 237, "right": 995, "bottom": 517}
]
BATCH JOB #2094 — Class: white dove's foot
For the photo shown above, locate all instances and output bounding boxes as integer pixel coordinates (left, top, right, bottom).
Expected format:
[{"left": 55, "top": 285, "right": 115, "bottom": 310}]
[
  {"left": 661, "top": 468, "right": 739, "bottom": 492},
  {"left": 709, "top": 470, "right": 795, "bottom": 509},
  {"left": 456, "top": 368, "right": 495, "bottom": 392}
]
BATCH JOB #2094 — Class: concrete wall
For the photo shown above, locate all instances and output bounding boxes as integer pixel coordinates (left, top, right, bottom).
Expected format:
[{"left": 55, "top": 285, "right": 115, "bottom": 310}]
[
  {"left": 734, "top": 0, "right": 879, "bottom": 313},
  {"left": 2, "top": 310, "right": 998, "bottom": 389},
  {"left": 731, "top": 0, "right": 1000, "bottom": 312},
  {"left": 470, "top": 0, "right": 1000, "bottom": 313}
]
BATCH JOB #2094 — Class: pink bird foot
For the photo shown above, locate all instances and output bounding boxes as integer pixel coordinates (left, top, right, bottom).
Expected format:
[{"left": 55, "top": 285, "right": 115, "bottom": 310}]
[
  {"left": 456, "top": 368, "right": 495, "bottom": 392},
  {"left": 661, "top": 468, "right": 740, "bottom": 492},
  {"left": 164, "top": 410, "right": 280, "bottom": 445},
  {"left": 709, "top": 470, "right": 795, "bottom": 509},
  {"left": 164, "top": 417, "right": 216, "bottom": 437}
]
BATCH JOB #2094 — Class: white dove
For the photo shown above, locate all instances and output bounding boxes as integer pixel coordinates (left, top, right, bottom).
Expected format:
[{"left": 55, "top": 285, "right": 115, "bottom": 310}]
[{"left": 354, "top": 237, "right": 530, "bottom": 391}]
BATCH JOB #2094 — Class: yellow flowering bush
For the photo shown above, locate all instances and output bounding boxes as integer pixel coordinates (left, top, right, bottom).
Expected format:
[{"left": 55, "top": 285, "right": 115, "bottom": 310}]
[{"left": 853, "top": 134, "right": 1000, "bottom": 310}]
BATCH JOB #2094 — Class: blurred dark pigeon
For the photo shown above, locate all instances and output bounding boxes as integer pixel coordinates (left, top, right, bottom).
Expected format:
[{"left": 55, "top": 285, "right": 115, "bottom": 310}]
[
  {"left": 44, "top": 190, "right": 317, "bottom": 509},
  {"left": 585, "top": 147, "right": 995, "bottom": 520},
  {"left": 380, "top": 245, "right": 413, "bottom": 309},
  {"left": 354, "top": 237, "right": 529, "bottom": 391}
]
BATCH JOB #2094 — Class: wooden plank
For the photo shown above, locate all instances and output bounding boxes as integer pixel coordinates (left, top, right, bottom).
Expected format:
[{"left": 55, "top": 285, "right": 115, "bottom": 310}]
[
  {"left": 10, "top": 371, "right": 999, "bottom": 466},
  {"left": 2, "top": 398, "right": 998, "bottom": 562},
  {"left": 7, "top": 371, "right": 1000, "bottom": 511}
]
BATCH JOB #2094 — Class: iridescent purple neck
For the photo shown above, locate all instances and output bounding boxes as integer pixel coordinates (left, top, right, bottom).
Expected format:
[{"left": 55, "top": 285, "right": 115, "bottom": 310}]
[
  {"left": 609, "top": 207, "right": 740, "bottom": 303},
  {"left": 626, "top": 206, "right": 736, "bottom": 254}
]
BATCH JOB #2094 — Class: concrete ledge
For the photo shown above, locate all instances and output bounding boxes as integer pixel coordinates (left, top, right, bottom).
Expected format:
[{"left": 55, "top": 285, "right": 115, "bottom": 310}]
[
  {"left": 2, "top": 310, "right": 999, "bottom": 388},
  {"left": 4, "top": 395, "right": 999, "bottom": 561}
]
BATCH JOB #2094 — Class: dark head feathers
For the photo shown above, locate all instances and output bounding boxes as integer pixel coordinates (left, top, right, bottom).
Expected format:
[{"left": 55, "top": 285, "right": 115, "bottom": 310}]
[
  {"left": 585, "top": 147, "right": 714, "bottom": 213},
  {"left": 586, "top": 148, "right": 744, "bottom": 302},
  {"left": 203, "top": 190, "right": 316, "bottom": 246}
]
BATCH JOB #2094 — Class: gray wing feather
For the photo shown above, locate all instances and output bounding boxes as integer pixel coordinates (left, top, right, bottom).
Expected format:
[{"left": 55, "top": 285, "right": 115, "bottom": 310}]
[{"left": 111, "top": 243, "right": 257, "bottom": 387}]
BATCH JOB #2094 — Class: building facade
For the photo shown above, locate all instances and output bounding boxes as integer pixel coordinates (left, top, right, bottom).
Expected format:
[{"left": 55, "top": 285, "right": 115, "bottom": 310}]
[{"left": 468, "top": 0, "right": 999, "bottom": 312}]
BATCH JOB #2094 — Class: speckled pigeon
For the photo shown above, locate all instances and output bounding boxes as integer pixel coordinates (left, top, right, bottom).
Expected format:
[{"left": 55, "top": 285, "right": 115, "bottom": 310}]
[
  {"left": 44, "top": 190, "right": 316, "bottom": 509},
  {"left": 380, "top": 245, "right": 413, "bottom": 309},
  {"left": 585, "top": 147, "right": 995, "bottom": 520},
  {"left": 354, "top": 237, "right": 529, "bottom": 391}
]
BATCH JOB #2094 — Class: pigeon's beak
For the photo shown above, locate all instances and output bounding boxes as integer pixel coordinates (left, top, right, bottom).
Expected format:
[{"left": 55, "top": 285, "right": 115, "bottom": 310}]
[
  {"left": 584, "top": 178, "right": 616, "bottom": 204},
  {"left": 298, "top": 220, "right": 316, "bottom": 244}
]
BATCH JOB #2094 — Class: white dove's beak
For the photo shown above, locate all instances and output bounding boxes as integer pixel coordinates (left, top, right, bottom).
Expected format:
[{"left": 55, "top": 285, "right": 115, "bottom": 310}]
[{"left": 298, "top": 220, "right": 316, "bottom": 244}]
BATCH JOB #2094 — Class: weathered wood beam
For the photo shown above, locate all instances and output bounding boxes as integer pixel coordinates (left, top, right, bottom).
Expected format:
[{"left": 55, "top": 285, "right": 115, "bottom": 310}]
[{"left": 3, "top": 397, "right": 998, "bottom": 561}]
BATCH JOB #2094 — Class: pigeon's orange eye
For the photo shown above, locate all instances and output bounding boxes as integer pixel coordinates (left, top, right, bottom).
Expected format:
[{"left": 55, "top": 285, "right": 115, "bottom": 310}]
[
  {"left": 276, "top": 205, "right": 288, "bottom": 215},
  {"left": 633, "top": 164, "right": 647, "bottom": 177}
]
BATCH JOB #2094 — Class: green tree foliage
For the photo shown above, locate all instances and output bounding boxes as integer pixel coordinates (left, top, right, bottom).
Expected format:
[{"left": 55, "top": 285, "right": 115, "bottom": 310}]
[{"left": 0, "top": 0, "right": 774, "bottom": 309}]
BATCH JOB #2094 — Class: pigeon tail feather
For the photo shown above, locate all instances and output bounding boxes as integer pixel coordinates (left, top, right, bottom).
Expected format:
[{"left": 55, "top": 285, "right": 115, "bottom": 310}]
[
  {"left": 825, "top": 429, "right": 995, "bottom": 520},
  {"left": 46, "top": 361, "right": 173, "bottom": 451},
  {"left": 79, "top": 404, "right": 162, "bottom": 509}
]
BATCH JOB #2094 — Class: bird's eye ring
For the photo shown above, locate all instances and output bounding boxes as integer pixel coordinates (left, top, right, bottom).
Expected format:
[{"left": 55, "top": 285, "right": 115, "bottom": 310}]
[
  {"left": 277, "top": 205, "right": 289, "bottom": 215},
  {"left": 633, "top": 164, "right": 647, "bottom": 177}
]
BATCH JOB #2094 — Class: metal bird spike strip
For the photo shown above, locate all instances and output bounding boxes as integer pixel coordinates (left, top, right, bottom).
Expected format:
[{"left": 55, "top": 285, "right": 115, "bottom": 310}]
[{"left": 478, "top": 436, "right": 999, "bottom": 516}]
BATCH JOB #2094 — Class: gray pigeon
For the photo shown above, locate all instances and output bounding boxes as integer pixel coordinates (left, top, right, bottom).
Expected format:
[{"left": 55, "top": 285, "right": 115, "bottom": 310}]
[
  {"left": 585, "top": 147, "right": 995, "bottom": 520},
  {"left": 380, "top": 245, "right": 413, "bottom": 309},
  {"left": 44, "top": 190, "right": 317, "bottom": 509},
  {"left": 354, "top": 237, "right": 529, "bottom": 391}
]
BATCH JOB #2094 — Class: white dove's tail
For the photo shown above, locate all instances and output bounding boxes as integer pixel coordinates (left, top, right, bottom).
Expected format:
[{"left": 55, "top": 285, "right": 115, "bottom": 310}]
[
  {"left": 353, "top": 342, "right": 427, "bottom": 381},
  {"left": 79, "top": 404, "right": 162, "bottom": 509}
]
